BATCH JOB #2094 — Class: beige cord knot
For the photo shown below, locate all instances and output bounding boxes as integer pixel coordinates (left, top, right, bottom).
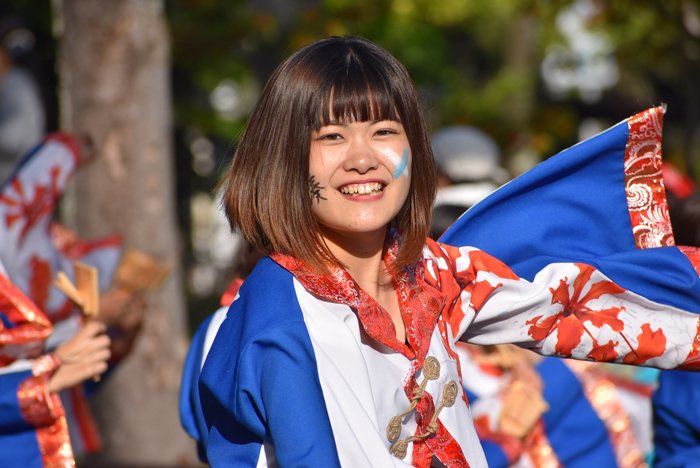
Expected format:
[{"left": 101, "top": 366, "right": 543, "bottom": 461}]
[
  {"left": 387, "top": 415, "right": 403, "bottom": 442},
  {"left": 389, "top": 438, "right": 410, "bottom": 459},
  {"left": 442, "top": 381, "right": 458, "bottom": 407},
  {"left": 422, "top": 356, "right": 440, "bottom": 380},
  {"left": 387, "top": 359, "right": 460, "bottom": 460},
  {"left": 386, "top": 357, "right": 441, "bottom": 443}
]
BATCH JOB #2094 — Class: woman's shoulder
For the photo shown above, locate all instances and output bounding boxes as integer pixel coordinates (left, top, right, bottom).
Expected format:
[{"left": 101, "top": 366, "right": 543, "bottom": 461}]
[
  {"left": 211, "top": 257, "right": 309, "bottom": 350},
  {"left": 201, "top": 256, "right": 320, "bottom": 397}
]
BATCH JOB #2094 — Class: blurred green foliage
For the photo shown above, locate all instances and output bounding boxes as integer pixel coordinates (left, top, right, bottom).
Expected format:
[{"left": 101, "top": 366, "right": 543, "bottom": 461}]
[
  {"left": 166, "top": 0, "right": 700, "bottom": 176},
  {"left": 5, "top": 0, "right": 700, "bottom": 171}
]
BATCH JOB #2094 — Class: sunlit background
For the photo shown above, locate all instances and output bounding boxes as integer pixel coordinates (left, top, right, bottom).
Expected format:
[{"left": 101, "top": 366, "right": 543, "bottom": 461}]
[
  {"left": 3, "top": 1, "right": 700, "bottom": 465},
  {"left": 8, "top": 0, "right": 700, "bottom": 331}
]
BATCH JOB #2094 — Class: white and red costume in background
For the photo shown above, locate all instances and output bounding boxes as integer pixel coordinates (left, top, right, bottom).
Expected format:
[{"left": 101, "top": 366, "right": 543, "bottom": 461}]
[{"left": 0, "top": 133, "right": 122, "bottom": 458}]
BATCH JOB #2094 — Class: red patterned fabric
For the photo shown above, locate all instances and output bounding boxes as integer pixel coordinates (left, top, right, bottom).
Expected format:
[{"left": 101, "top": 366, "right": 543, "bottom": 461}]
[
  {"left": 35, "top": 416, "right": 74, "bottom": 468},
  {"left": 412, "top": 390, "right": 470, "bottom": 467},
  {"left": 17, "top": 348, "right": 75, "bottom": 468},
  {"left": 680, "top": 318, "right": 700, "bottom": 369},
  {"left": 31, "top": 352, "right": 62, "bottom": 377},
  {"left": 271, "top": 231, "right": 444, "bottom": 366},
  {"left": 526, "top": 263, "right": 627, "bottom": 360},
  {"left": 49, "top": 222, "right": 122, "bottom": 261},
  {"left": 423, "top": 240, "right": 520, "bottom": 340},
  {"left": 565, "top": 361, "right": 645, "bottom": 468},
  {"left": 0, "top": 169, "right": 63, "bottom": 246},
  {"left": 679, "top": 246, "right": 700, "bottom": 276},
  {"left": 0, "top": 271, "right": 52, "bottom": 366},
  {"left": 524, "top": 421, "right": 562, "bottom": 468},
  {"left": 624, "top": 107, "right": 674, "bottom": 249},
  {"left": 20, "top": 375, "right": 75, "bottom": 467},
  {"left": 18, "top": 375, "right": 64, "bottom": 426}
]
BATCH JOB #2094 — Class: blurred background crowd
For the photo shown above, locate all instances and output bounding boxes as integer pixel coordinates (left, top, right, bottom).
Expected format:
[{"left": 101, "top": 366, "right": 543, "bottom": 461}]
[{"left": 1, "top": 0, "right": 700, "bottom": 467}]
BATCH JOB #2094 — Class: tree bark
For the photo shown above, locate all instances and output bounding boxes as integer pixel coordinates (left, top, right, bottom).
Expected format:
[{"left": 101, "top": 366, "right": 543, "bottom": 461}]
[{"left": 55, "top": 1, "right": 197, "bottom": 464}]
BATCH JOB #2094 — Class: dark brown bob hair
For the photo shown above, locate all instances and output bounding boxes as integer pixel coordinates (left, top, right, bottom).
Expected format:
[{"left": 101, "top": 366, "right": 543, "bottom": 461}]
[{"left": 223, "top": 36, "right": 437, "bottom": 274}]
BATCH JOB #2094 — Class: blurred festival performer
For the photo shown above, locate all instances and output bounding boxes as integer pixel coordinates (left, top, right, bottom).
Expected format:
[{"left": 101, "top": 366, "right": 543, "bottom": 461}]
[
  {"left": 0, "top": 132, "right": 145, "bottom": 455},
  {"left": 0, "top": 257, "right": 110, "bottom": 468},
  {"left": 430, "top": 125, "right": 508, "bottom": 239},
  {"left": 430, "top": 127, "right": 654, "bottom": 466},
  {"left": 198, "top": 36, "right": 700, "bottom": 468},
  {"left": 455, "top": 343, "right": 654, "bottom": 467},
  {"left": 0, "top": 9, "right": 45, "bottom": 184},
  {"left": 651, "top": 162, "right": 700, "bottom": 467}
]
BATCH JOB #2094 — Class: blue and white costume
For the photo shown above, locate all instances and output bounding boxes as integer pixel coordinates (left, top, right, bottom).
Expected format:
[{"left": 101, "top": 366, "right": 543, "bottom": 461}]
[{"left": 197, "top": 107, "right": 700, "bottom": 467}]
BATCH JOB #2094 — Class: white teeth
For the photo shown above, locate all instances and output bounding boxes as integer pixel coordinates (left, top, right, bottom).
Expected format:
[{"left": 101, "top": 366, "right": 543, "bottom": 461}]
[{"left": 339, "top": 182, "right": 383, "bottom": 195}]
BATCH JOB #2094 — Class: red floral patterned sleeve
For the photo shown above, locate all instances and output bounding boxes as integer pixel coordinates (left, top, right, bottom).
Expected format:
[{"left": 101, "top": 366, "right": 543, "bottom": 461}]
[
  {"left": 18, "top": 373, "right": 65, "bottom": 427},
  {"left": 423, "top": 239, "right": 700, "bottom": 371},
  {"left": 0, "top": 272, "right": 53, "bottom": 366},
  {"left": 0, "top": 266, "right": 75, "bottom": 465}
]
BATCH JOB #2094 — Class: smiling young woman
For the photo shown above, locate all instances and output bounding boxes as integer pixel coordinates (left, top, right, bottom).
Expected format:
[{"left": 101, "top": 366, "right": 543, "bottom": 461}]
[
  {"left": 200, "top": 36, "right": 700, "bottom": 468},
  {"left": 222, "top": 37, "right": 436, "bottom": 278}
]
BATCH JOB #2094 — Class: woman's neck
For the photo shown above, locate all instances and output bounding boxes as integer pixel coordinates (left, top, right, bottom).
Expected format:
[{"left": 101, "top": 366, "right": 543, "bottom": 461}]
[
  {"left": 318, "top": 225, "right": 393, "bottom": 298},
  {"left": 319, "top": 224, "right": 406, "bottom": 343}
]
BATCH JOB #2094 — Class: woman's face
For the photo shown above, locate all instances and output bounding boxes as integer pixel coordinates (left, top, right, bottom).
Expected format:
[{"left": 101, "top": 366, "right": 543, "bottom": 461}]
[{"left": 308, "top": 119, "right": 411, "bottom": 239}]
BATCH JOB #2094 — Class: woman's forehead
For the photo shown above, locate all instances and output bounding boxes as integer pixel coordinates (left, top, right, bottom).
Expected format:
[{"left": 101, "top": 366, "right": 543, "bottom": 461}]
[{"left": 319, "top": 100, "right": 400, "bottom": 125}]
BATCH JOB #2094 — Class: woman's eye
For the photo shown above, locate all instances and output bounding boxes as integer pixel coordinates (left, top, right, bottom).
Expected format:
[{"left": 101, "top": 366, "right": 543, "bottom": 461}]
[
  {"left": 376, "top": 129, "right": 397, "bottom": 136},
  {"left": 319, "top": 133, "right": 342, "bottom": 141}
]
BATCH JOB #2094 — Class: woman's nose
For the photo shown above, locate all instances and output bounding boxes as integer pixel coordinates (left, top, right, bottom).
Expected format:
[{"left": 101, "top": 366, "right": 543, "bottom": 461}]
[{"left": 343, "top": 137, "right": 379, "bottom": 174}]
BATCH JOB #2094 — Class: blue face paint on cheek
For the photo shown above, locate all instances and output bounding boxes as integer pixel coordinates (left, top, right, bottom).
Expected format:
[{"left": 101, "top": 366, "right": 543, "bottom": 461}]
[{"left": 394, "top": 148, "right": 409, "bottom": 179}]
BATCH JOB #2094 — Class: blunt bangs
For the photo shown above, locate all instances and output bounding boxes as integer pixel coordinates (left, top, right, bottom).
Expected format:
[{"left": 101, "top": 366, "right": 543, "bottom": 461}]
[{"left": 307, "top": 45, "right": 404, "bottom": 130}]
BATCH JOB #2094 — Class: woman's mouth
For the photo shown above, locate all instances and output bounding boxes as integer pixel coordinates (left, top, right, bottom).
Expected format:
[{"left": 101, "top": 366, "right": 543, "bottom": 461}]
[{"left": 339, "top": 182, "right": 384, "bottom": 197}]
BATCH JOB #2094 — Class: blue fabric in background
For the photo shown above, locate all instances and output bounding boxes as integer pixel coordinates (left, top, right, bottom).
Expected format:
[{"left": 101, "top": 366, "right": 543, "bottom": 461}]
[
  {"left": 538, "top": 359, "right": 616, "bottom": 466},
  {"left": 653, "top": 370, "right": 700, "bottom": 467},
  {"left": 0, "top": 370, "right": 43, "bottom": 468},
  {"left": 440, "top": 117, "right": 700, "bottom": 313},
  {"left": 179, "top": 313, "right": 214, "bottom": 462}
]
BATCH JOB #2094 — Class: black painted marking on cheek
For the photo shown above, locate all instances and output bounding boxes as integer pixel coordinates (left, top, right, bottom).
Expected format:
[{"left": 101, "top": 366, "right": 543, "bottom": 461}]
[{"left": 309, "top": 175, "right": 327, "bottom": 204}]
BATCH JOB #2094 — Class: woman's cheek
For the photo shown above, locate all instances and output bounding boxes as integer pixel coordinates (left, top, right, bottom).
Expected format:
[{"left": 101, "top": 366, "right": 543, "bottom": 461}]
[{"left": 381, "top": 147, "right": 411, "bottom": 179}]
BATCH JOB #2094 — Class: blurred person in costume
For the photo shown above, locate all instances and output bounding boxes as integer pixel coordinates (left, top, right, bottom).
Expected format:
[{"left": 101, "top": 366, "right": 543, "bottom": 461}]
[
  {"left": 0, "top": 257, "right": 110, "bottom": 468},
  {"left": 0, "top": 132, "right": 154, "bottom": 456},
  {"left": 429, "top": 125, "right": 508, "bottom": 239},
  {"left": 431, "top": 125, "right": 655, "bottom": 467},
  {"left": 0, "top": 9, "right": 45, "bottom": 184}
]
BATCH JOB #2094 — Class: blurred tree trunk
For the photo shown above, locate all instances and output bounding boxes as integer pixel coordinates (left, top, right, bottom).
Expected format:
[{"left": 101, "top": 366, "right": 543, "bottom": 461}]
[{"left": 54, "top": 0, "right": 197, "bottom": 465}]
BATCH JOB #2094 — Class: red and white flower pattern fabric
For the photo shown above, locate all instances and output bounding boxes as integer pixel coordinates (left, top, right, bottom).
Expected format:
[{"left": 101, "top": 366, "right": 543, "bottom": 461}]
[
  {"left": 423, "top": 239, "right": 700, "bottom": 372},
  {"left": 273, "top": 228, "right": 700, "bottom": 467},
  {"left": 0, "top": 133, "right": 122, "bottom": 324},
  {"left": 0, "top": 133, "right": 122, "bottom": 461}
]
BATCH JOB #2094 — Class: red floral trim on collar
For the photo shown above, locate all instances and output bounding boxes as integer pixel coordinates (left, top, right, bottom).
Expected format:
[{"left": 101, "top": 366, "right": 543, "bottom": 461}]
[{"left": 270, "top": 232, "right": 445, "bottom": 364}]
